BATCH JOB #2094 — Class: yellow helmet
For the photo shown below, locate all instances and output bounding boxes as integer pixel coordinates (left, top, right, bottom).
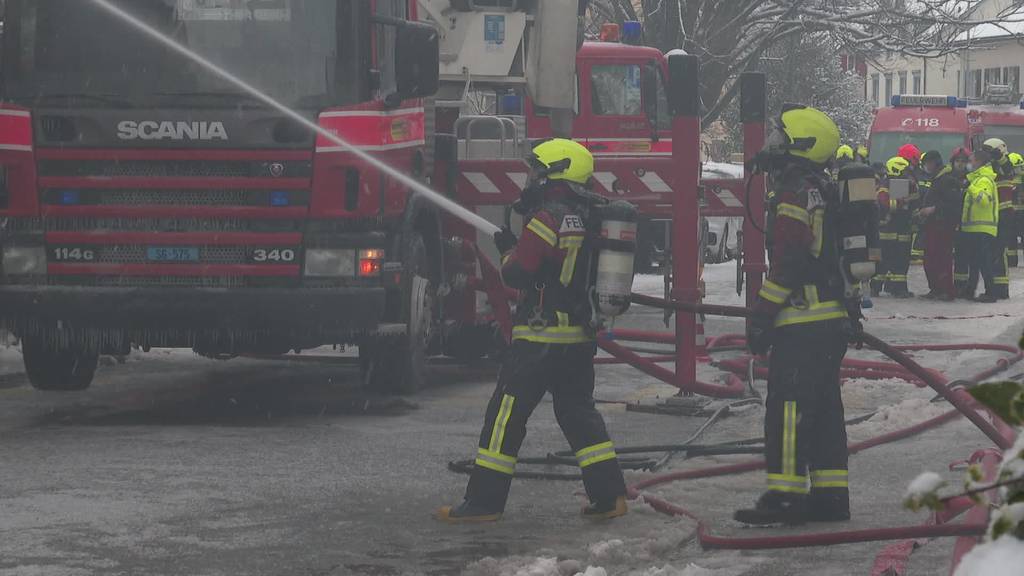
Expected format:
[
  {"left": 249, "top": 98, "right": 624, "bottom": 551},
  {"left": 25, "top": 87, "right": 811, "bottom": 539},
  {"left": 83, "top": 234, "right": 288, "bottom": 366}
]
[
  {"left": 856, "top": 145, "right": 869, "bottom": 161},
  {"left": 836, "top": 145, "right": 854, "bottom": 161},
  {"left": 770, "top": 104, "right": 841, "bottom": 166},
  {"left": 528, "top": 138, "right": 594, "bottom": 185},
  {"left": 1009, "top": 152, "right": 1024, "bottom": 168},
  {"left": 886, "top": 156, "right": 911, "bottom": 178}
]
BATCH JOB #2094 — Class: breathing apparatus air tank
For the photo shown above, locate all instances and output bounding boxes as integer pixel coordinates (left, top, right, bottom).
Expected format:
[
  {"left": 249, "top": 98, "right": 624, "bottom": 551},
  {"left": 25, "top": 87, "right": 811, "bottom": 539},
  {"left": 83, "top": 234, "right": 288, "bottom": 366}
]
[
  {"left": 836, "top": 163, "right": 880, "bottom": 299},
  {"left": 590, "top": 200, "right": 639, "bottom": 319}
]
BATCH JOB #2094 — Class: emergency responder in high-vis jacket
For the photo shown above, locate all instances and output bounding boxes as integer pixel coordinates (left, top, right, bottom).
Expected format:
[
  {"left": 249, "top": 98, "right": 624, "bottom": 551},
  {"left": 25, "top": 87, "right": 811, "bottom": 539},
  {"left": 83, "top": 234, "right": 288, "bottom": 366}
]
[
  {"left": 977, "top": 138, "right": 1013, "bottom": 297},
  {"left": 1009, "top": 151, "right": 1024, "bottom": 268},
  {"left": 735, "top": 105, "right": 853, "bottom": 526},
  {"left": 952, "top": 147, "right": 974, "bottom": 294},
  {"left": 438, "top": 139, "right": 627, "bottom": 523},
  {"left": 959, "top": 156, "right": 1001, "bottom": 302},
  {"left": 871, "top": 156, "right": 917, "bottom": 297}
]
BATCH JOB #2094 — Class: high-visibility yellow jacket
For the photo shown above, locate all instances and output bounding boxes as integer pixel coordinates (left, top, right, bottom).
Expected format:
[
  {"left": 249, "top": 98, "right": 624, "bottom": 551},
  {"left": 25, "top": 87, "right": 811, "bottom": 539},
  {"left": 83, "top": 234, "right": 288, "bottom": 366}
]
[{"left": 962, "top": 165, "right": 999, "bottom": 236}]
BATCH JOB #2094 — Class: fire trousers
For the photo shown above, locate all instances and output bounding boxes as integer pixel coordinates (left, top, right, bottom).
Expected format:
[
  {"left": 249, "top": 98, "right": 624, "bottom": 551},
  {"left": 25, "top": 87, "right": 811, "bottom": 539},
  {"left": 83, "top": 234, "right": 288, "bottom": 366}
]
[
  {"left": 1005, "top": 212, "right": 1020, "bottom": 268},
  {"left": 955, "top": 232, "right": 998, "bottom": 298},
  {"left": 465, "top": 341, "right": 626, "bottom": 510},
  {"left": 995, "top": 211, "right": 1012, "bottom": 298},
  {"left": 872, "top": 214, "right": 912, "bottom": 295},
  {"left": 923, "top": 219, "right": 956, "bottom": 298},
  {"left": 765, "top": 320, "right": 849, "bottom": 498}
]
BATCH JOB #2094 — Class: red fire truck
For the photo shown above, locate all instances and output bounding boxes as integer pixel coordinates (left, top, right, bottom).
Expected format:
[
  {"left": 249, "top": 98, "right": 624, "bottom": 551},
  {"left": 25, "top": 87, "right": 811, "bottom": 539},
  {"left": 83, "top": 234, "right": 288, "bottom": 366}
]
[
  {"left": 867, "top": 95, "right": 973, "bottom": 163},
  {"left": 0, "top": 0, "right": 465, "bottom": 393},
  {"left": 521, "top": 31, "right": 744, "bottom": 269}
]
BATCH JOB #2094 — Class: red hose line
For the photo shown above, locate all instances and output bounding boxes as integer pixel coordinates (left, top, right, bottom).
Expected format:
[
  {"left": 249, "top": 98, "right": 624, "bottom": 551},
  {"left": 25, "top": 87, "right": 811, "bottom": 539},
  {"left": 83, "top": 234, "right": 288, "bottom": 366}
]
[
  {"left": 861, "top": 333, "right": 1015, "bottom": 450},
  {"left": 698, "top": 522, "right": 986, "bottom": 550},
  {"left": 621, "top": 293, "right": 1019, "bottom": 556},
  {"left": 597, "top": 337, "right": 746, "bottom": 398}
]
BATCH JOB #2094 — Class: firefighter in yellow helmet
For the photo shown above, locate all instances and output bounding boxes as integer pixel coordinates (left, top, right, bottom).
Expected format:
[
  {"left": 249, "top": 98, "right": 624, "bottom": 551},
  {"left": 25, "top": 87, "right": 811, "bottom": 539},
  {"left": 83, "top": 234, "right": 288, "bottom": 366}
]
[
  {"left": 870, "top": 156, "right": 916, "bottom": 298},
  {"left": 438, "top": 138, "right": 628, "bottom": 523},
  {"left": 834, "top": 144, "right": 855, "bottom": 174},
  {"left": 736, "top": 105, "right": 855, "bottom": 525}
]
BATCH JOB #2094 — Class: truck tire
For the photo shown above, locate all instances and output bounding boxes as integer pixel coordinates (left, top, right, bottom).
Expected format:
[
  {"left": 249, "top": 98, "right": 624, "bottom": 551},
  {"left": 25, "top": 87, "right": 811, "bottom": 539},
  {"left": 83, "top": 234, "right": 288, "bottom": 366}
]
[
  {"left": 363, "top": 233, "right": 435, "bottom": 395},
  {"left": 22, "top": 336, "right": 99, "bottom": 392}
]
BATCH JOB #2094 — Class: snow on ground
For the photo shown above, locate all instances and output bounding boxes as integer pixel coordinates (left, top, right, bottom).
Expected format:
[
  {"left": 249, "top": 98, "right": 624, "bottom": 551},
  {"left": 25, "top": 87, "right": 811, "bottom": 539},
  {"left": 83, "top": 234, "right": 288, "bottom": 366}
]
[
  {"left": 703, "top": 163, "right": 744, "bottom": 180},
  {"left": 574, "top": 263, "right": 1024, "bottom": 575},
  {"left": 953, "top": 535, "right": 1024, "bottom": 576}
]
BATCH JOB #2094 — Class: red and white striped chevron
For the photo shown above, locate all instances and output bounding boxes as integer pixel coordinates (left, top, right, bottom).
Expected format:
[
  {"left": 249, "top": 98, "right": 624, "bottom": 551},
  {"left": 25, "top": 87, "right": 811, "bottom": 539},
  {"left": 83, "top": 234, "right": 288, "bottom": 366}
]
[{"left": 455, "top": 158, "right": 747, "bottom": 217}]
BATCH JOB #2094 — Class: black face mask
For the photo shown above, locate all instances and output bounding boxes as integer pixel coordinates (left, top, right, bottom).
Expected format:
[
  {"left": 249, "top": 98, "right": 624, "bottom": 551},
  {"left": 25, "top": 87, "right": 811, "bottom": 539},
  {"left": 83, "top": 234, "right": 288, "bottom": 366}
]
[{"left": 513, "top": 179, "right": 545, "bottom": 215}]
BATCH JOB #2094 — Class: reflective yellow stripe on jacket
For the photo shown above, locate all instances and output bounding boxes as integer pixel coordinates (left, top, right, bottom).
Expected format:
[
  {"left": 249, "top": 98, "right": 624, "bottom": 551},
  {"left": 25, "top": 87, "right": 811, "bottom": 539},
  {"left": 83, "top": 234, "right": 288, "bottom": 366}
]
[
  {"left": 512, "top": 325, "right": 593, "bottom": 344},
  {"left": 774, "top": 285, "right": 848, "bottom": 328}
]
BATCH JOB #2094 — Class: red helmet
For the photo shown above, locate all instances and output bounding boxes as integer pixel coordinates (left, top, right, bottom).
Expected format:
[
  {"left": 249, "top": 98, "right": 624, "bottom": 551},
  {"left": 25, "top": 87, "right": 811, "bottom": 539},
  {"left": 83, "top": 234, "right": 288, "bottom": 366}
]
[
  {"left": 950, "top": 147, "right": 970, "bottom": 161},
  {"left": 898, "top": 143, "right": 922, "bottom": 165}
]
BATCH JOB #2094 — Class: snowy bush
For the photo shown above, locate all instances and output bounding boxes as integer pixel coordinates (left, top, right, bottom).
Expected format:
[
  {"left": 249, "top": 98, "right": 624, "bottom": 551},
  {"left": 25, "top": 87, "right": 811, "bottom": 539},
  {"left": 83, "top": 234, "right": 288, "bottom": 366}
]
[{"left": 904, "top": 334, "right": 1024, "bottom": 575}]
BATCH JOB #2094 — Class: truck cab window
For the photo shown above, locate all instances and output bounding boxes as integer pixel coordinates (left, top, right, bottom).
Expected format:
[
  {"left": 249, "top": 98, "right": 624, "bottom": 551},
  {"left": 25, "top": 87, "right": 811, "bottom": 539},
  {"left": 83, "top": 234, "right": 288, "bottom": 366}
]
[
  {"left": 590, "top": 64, "right": 642, "bottom": 116},
  {"left": 374, "top": 0, "right": 407, "bottom": 99}
]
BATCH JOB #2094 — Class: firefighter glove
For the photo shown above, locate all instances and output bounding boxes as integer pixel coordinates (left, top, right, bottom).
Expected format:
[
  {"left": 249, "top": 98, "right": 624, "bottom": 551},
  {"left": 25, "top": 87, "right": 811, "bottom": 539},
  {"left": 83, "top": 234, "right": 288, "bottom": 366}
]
[
  {"left": 746, "top": 315, "right": 774, "bottom": 356},
  {"left": 494, "top": 227, "right": 518, "bottom": 255}
]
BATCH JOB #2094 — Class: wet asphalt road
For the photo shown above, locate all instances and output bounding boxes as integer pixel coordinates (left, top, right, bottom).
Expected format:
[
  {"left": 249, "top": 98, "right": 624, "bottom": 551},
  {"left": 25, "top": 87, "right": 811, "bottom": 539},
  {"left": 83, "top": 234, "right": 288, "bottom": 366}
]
[{"left": 2, "top": 267, "right": 1024, "bottom": 575}]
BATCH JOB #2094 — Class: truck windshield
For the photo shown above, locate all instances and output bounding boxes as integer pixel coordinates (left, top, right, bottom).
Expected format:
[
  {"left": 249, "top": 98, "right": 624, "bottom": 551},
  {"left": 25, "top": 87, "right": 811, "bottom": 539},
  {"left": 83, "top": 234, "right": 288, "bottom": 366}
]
[
  {"left": 980, "top": 125, "right": 1024, "bottom": 154},
  {"left": 869, "top": 132, "right": 966, "bottom": 164},
  {"left": 2, "top": 0, "right": 360, "bottom": 109}
]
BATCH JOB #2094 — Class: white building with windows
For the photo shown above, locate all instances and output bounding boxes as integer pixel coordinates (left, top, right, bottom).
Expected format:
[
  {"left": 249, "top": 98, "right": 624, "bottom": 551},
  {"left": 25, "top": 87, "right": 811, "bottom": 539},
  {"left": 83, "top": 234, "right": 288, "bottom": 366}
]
[{"left": 865, "top": 0, "right": 1024, "bottom": 108}]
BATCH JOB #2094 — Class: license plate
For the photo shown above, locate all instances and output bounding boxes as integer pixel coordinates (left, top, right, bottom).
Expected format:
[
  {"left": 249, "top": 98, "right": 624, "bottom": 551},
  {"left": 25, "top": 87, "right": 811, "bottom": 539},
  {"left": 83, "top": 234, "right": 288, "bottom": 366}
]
[{"left": 147, "top": 246, "right": 199, "bottom": 262}]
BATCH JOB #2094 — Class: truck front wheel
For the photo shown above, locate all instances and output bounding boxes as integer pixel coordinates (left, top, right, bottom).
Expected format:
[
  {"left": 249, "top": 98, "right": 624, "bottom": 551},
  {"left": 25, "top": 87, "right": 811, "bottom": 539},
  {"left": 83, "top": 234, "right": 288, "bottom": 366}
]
[
  {"left": 362, "top": 232, "right": 436, "bottom": 395},
  {"left": 22, "top": 336, "right": 99, "bottom": 392}
]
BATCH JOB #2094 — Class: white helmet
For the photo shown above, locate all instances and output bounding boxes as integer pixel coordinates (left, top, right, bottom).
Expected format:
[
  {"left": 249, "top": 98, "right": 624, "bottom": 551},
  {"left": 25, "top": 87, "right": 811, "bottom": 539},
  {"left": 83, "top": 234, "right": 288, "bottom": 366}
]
[{"left": 983, "top": 137, "right": 1008, "bottom": 159}]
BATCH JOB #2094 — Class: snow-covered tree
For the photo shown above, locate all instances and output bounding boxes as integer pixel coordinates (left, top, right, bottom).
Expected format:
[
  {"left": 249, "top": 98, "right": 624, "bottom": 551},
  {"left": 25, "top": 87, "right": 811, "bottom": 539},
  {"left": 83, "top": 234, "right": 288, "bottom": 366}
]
[
  {"left": 586, "top": 0, "right": 1024, "bottom": 125},
  {"left": 713, "top": 34, "right": 874, "bottom": 157}
]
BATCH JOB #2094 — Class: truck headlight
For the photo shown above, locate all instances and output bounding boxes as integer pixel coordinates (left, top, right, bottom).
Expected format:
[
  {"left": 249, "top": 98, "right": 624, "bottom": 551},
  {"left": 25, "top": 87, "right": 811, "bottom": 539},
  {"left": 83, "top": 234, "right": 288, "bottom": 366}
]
[
  {"left": 304, "top": 248, "right": 355, "bottom": 277},
  {"left": 3, "top": 246, "right": 46, "bottom": 275}
]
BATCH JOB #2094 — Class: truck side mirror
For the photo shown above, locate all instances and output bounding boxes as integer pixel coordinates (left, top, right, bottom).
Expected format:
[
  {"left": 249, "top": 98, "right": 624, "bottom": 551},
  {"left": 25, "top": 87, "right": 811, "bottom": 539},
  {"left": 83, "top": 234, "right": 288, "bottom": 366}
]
[
  {"left": 394, "top": 21, "right": 440, "bottom": 101},
  {"left": 641, "top": 62, "right": 659, "bottom": 142}
]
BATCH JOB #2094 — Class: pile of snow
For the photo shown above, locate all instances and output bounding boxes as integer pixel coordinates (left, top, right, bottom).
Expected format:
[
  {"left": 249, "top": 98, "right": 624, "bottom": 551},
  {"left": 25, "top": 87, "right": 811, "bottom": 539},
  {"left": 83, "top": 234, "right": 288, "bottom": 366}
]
[
  {"left": 847, "top": 397, "right": 951, "bottom": 437},
  {"left": 905, "top": 471, "right": 946, "bottom": 500},
  {"left": 462, "top": 556, "right": 566, "bottom": 576},
  {"left": 954, "top": 535, "right": 1024, "bottom": 576}
]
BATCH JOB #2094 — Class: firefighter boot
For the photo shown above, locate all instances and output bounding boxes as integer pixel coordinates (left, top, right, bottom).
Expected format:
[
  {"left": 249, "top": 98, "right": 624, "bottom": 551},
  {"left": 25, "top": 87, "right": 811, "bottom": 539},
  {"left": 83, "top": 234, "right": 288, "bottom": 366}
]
[
  {"left": 733, "top": 491, "right": 808, "bottom": 526},
  {"left": 582, "top": 496, "right": 628, "bottom": 520},
  {"left": 806, "top": 489, "right": 851, "bottom": 522},
  {"left": 435, "top": 500, "right": 503, "bottom": 524}
]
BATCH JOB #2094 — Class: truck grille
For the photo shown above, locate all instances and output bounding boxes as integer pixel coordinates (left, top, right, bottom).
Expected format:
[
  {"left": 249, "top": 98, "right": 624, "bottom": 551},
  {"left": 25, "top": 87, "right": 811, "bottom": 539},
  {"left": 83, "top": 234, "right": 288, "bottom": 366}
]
[
  {"left": 45, "top": 275, "right": 250, "bottom": 288},
  {"left": 41, "top": 189, "right": 310, "bottom": 207},
  {"left": 77, "top": 245, "right": 250, "bottom": 265},
  {"left": 12, "top": 217, "right": 302, "bottom": 233},
  {"left": 38, "top": 159, "right": 313, "bottom": 179}
]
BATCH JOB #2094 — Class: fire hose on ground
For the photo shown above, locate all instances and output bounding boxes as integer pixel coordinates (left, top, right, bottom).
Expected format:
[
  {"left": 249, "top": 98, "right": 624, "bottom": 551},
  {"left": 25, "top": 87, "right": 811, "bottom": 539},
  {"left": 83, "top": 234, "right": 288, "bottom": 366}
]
[
  {"left": 447, "top": 292, "right": 1021, "bottom": 567},
  {"left": 621, "top": 293, "right": 1018, "bottom": 559}
]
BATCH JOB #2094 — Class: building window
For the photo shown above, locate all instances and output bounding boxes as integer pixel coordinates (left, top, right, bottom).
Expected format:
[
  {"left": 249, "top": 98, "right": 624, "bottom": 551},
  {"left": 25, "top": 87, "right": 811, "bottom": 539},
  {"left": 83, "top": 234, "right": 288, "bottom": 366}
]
[
  {"left": 884, "top": 73, "right": 893, "bottom": 104},
  {"left": 970, "top": 69, "right": 983, "bottom": 98},
  {"left": 871, "top": 73, "right": 880, "bottom": 105},
  {"left": 984, "top": 67, "right": 1002, "bottom": 90},
  {"left": 912, "top": 70, "right": 922, "bottom": 94},
  {"left": 1005, "top": 66, "right": 1021, "bottom": 94},
  {"left": 898, "top": 71, "right": 908, "bottom": 94}
]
